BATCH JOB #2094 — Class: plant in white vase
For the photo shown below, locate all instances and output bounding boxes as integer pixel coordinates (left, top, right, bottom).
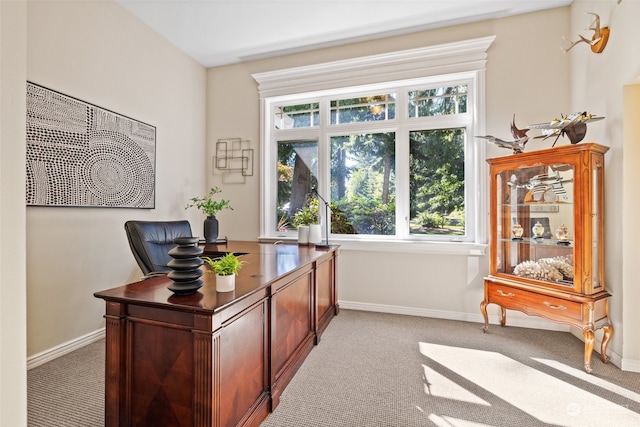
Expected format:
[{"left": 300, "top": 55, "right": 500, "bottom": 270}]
[
  {"left": 292, "top": 199, "right": 319, "bottom": 245},
  {"left": 202, "top": 252, "right": 246, "bottom": 292}
]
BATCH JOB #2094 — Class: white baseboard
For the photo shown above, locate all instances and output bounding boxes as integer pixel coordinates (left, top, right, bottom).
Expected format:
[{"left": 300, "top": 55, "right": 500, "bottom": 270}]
[
  {"left": 621, "top": 357, "right": 640, "bottom": 373},
  {"left": 27, "top": 328, "right": 105, "bottom": 370},
  {"left": 338, "top": 300, "right": 570, "bottom": 331}
]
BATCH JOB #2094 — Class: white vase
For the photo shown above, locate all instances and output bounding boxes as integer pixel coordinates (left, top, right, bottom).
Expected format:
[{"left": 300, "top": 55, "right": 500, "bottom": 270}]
[
  {"left": 298, "top": 225, "right": 310, "bottom": 245},
  {"left": 216, "top": 274, "right": 235, "bottom": 292},
  {"left": 309, "top": 224, "right": 322, "bottom": 245},
  {"left": 532, "top": 221, "right": 545, "bottom": 238}
]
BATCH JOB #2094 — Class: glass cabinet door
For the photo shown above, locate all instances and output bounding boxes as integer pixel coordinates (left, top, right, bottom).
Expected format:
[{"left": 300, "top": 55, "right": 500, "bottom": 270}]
[{"left": 495, "top": 162, "right": 575, "bottom": 288}]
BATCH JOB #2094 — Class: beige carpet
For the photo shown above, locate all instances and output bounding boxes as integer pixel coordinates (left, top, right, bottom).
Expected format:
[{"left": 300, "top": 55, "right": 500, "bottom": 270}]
[
  {"left": 28, "top": 338, "right": 104, "bottom": 426},
  {"left": 28, "top": 309, "right": 640, "bottom": 426},
  {"left": 260, "top": 310, "right": 640, "bottom": 427}
]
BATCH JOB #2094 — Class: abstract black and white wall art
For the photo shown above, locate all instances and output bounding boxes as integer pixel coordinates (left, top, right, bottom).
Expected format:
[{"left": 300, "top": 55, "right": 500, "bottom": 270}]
[{"left": 26, "top": 82, "right": 156, "bottom": 208}]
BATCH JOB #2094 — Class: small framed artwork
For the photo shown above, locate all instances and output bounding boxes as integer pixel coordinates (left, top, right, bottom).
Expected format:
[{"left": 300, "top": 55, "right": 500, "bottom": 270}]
[{"left": 213, "top": 138, "right": 253, "bottom": 184}]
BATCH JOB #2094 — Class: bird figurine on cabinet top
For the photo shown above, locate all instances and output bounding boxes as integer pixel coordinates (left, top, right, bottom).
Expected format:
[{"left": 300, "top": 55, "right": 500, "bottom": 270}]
[
  {"left": 476, "top": 114, "right": 529, "bottom": 154},
  {"left": 527, "top": 111, "right": 604, "bottom": 146}
]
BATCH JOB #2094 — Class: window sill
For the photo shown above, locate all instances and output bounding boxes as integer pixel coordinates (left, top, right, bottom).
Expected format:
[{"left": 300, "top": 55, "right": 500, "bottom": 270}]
[
  {"left": 334, "top": 239, "right": 487, "bottom": 255},
  {"left": 259, "top": 236, "right": 487, "bottom": 256}
]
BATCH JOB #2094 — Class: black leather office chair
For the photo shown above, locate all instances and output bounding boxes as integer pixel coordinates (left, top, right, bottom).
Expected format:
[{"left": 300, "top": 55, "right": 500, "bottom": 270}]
[{"left": 124, "top": 220, "right": 193, "bottom": 277}]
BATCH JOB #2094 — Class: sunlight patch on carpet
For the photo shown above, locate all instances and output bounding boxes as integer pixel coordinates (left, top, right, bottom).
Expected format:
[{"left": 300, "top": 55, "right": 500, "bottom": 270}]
[
  {"left": 422, "top": 364, "right": 490, "bottom": 406},
  {"left": 429, "top": 413, "right": 499, "bottom": 427},
  {"left": 419, "top": 342, "right": 640, "bottom": 427},
  {"left": 533, "top": 358, "right": 640, "bottom": 403}
]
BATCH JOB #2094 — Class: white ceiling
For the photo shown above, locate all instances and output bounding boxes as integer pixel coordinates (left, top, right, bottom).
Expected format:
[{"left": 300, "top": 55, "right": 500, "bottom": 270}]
[{"left": 116, "top": 0, "right": 572, "bottom": 68}]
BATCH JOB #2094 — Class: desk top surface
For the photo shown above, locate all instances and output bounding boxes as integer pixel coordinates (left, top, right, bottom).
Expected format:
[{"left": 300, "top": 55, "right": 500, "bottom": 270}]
[{"left": 94, "top": 241, "right": 338, "bottom": 313}]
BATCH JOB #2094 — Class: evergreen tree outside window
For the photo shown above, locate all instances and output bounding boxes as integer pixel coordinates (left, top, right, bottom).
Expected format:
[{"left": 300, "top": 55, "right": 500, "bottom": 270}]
[{"left": 271, "top": 83, "right": 471, "bottom": 241}]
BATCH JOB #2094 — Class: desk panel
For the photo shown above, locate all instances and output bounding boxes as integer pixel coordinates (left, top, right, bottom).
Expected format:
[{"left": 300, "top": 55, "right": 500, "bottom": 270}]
[{"left": 270, "top": 268, "right": 314, "bottom": 408}]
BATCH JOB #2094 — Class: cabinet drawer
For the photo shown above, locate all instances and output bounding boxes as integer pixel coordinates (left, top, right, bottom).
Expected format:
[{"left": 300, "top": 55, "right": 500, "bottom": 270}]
[{"left": 486, "top": 284, "right": 582, "bottom": 323}]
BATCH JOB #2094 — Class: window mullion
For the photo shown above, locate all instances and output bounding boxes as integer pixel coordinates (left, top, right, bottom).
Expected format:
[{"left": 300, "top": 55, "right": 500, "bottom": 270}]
[
  {"left": 395, "top": 90, "right": 410, "bottom": 238},
  {"left": 318, "top": 97, "right": 331, "bottom": 235}
]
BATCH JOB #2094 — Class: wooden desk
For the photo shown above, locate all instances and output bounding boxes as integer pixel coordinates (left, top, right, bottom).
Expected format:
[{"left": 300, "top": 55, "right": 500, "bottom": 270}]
[{"left": 94, "top": 241, "right": 339, "bottom": 427}]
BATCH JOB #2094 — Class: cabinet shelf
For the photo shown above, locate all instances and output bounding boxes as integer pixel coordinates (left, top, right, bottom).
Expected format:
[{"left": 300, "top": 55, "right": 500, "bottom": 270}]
[
  {"left": 498, "top": 202, "right": 573, "bottom": 207},
  {"left": 500, "top": 237, "right": 573, "bottom": 247}
]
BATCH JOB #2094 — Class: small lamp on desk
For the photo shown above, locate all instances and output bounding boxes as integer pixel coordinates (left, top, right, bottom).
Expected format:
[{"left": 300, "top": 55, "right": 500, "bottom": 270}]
[{"left": 312, "top": 188, "right": 331, "bottom": 248}]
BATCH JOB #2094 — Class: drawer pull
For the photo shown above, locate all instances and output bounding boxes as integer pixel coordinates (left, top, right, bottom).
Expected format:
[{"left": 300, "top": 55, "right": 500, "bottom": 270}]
[
  {"left": 543, "top": 301, "right": 567, "bottom": 310},
  {"left": 497, "top": 289, "right": 515, "bottom": 297}
]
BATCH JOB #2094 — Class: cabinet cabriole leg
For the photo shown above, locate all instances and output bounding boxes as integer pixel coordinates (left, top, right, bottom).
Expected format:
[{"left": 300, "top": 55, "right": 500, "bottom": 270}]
[
  {"left": 583, "top": 329, "right": 595, "bottom": 374},
  {"left": 480, "top": 300, "right": 489, "bottom": 333},
  {"left": 600, "top": 324, "right": 613, "bottom": 364},
  {"left": 499, "top": 306, "right": 506, "bottom": 327}
]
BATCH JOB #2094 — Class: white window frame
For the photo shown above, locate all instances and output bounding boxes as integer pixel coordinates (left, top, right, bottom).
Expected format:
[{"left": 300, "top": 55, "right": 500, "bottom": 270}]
[{"left": 254, "top": 37, "right": 494, "bottom": 254}]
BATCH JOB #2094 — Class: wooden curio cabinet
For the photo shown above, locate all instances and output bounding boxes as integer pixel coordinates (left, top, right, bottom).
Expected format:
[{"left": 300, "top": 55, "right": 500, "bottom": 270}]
[{"left": 480, "top": 142, "right": 613, "bottom": 373}]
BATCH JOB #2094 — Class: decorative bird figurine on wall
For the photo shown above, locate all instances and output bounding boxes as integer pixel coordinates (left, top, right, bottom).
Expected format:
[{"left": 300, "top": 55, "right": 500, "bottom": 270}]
[
  {"left": 562, "top": 13, "right": 610, "bottom": 54},
  {"left": 527, "top": 111, "right": 604, "bottom": 146}
]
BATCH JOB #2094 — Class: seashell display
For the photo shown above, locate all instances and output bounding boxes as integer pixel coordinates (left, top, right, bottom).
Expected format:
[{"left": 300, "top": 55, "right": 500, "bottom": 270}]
[{"left": 513, "top": 256, "right": 573, "bottom": 282}]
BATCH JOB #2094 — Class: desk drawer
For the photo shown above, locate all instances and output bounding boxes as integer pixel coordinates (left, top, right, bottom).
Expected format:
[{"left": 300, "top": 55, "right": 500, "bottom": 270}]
[{"left": 486, "top": 283, "right": 582, "bottom": 323}]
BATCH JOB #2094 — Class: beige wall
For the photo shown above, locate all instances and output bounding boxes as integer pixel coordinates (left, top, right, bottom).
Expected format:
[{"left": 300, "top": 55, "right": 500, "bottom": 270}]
[
  {"left": 623, "top": 80, "right": 640, "bottom": 369},
  {"left": 207, "top": 9, "right": 574, "bottom": 330},
  {"left": 25, "top": 0, "right": 207, "bottom": 356},
  {"left": 1, "top": 1, "right": 27, "bottom": 425},
  {"left": 569, "top": 0, "right": 640, "bottom": 368}
]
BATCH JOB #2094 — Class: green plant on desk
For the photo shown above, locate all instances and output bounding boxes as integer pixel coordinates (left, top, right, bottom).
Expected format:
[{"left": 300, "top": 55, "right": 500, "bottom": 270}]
[
  {"left": 185, "top": 186, "right": 233, "bottom": 217},
  {"left": 202, "top": 252, "right": 246, "bottom": 276}
]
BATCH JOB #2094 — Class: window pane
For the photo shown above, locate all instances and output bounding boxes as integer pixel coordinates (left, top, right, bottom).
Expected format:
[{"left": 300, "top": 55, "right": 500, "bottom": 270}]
[
  {"left": 408, "top": 85, "right": 467, "bottom": 117},
  {"left": 409, "top": 128, "right": 465, "bottom": 236},
  {"left": 330, "top": 94, "right": 395, "bottom": 124},
  {"left": 275, "top": 103, "right": 319, "bottom": 129},
  {"left": 277, "top": 141, "right": 319, "bottom": 232},
  {"left": 330, "top": 132, "right": 395, "bottom": 235}
]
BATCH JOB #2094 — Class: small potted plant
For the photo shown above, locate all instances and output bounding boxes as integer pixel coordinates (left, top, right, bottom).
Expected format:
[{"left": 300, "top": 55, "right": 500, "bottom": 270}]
[
  {"left": 292, "top": 199, "right": 319, "bottom": 245},
  {"left": 202, "top": 252, "right": 246, "bottom": 292},
  {"left": 185, "top": 187, "right": 233, "bottom": 243}
]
